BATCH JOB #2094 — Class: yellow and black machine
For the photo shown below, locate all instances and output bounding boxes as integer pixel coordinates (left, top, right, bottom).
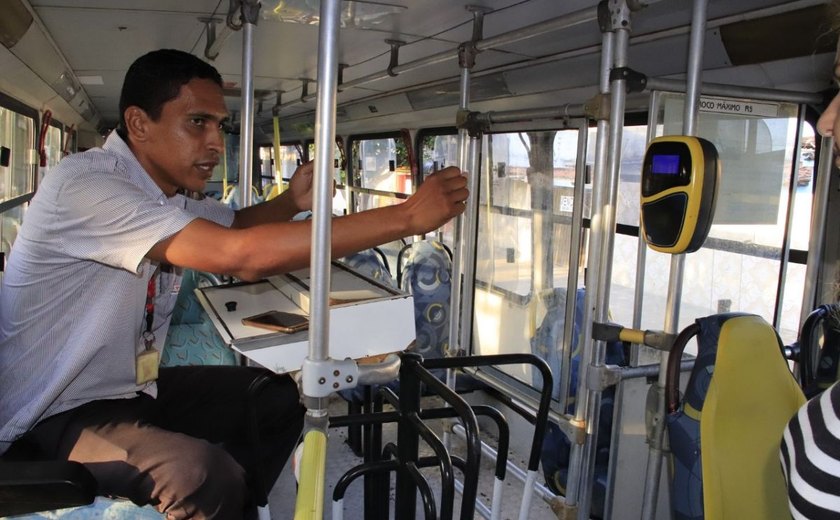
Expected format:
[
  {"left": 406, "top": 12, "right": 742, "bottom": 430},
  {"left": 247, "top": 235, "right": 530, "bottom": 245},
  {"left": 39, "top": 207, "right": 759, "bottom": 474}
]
[{"left": 640, "top": 135, "right": 720, "bottom": 255}]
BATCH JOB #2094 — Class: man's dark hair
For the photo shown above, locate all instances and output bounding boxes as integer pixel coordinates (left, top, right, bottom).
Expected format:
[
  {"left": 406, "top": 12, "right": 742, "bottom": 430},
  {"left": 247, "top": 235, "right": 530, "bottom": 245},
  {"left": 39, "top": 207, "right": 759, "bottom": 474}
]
[{"left": 118, "top": 49, "right": 223, "bottom": 139}]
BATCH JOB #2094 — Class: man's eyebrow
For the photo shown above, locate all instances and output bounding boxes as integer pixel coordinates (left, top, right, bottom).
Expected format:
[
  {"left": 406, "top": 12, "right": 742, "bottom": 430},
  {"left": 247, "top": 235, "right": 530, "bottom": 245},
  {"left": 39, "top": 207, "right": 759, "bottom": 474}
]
[
  {"left": 189, "top": 113, "right": 230, "bottom": 126},
  {"left": 188, "top": 111, "right": 229, "bottom": 122}
]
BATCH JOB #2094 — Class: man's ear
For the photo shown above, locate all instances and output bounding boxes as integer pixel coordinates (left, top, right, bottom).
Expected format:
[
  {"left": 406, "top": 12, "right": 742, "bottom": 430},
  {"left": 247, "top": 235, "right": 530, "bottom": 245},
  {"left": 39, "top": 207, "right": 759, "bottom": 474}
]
[{"left": 124, "top": 106, "right": 151, "bottom": 143}]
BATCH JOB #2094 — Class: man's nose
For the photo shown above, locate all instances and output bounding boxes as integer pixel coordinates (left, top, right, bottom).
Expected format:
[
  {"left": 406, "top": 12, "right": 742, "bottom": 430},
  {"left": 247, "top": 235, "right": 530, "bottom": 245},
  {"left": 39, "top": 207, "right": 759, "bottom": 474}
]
[{"left": 207, "top": 126, "right": 224, "bottom": 152}]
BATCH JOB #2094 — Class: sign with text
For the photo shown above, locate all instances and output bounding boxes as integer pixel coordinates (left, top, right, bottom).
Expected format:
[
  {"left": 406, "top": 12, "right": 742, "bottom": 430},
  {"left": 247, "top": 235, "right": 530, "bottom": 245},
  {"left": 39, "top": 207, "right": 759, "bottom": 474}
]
[{"left": 698, "top": 96, "right": 780, "bottom": 118}]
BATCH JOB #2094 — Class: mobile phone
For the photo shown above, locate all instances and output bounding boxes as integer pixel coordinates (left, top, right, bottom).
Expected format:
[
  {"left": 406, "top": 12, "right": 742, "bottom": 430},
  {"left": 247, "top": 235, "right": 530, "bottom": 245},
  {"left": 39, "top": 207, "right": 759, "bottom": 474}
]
[{"left": 241, "top": 310, "right": 309, "bottom": 333}]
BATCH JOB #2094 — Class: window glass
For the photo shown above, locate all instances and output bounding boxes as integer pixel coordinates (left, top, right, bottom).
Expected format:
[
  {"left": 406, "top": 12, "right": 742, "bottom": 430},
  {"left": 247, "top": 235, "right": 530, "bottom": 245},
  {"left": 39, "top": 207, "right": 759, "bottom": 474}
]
[
  {"left": 644, "top": 92, "right": 804, "bottom": 344},
  {"left": 472, "top": 128, "right": 589, "bottom": 390},
  {"left": 790, "top": 123, "right": 814, "bottom": 252},
  {"left": 614, "top": 126, "right": 650, "bottom": 226},
  {"left": 40, "top": 125, "right": 63, "bottom": 184},
  {"left": 350, "top": 136, "right": 411, "bottom": 202},
  {"left": 420, "top": 132, "right": 460, "bottom": 248},
  {"left": 421, "top": 133, "right": 459, "bottom": 176},
  {"left": 0, "top": 106, "right": 35, "bottom": 203},
  {"left": 306, "top": 141, "right": 348, "bottom": 215}
]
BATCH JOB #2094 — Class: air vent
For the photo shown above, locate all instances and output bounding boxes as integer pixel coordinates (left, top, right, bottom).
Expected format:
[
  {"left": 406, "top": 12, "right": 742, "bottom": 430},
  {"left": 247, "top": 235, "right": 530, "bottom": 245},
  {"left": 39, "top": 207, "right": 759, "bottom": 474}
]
[
  {"left": 406, "top": 74, "right": 511, "bottom": 111},
  {"left": 719, "top": 5, "right": 835, "bottom": 66}
]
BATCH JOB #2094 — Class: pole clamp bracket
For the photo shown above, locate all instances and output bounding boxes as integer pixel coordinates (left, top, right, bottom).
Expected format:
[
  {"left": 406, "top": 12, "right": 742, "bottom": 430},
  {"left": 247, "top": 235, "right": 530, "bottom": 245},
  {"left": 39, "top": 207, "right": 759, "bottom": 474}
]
[
  {"left": 456, "top": 110, "right": 489, "bottom": 138},
  {"left": 586, "top": 364, "right": 622, "bottom": 391},
  {"left": 301, "top": 357, "right": 360, "bottom": 398},
  {"left": 610, "top": 66, "right": 647, "bottom": 93}
]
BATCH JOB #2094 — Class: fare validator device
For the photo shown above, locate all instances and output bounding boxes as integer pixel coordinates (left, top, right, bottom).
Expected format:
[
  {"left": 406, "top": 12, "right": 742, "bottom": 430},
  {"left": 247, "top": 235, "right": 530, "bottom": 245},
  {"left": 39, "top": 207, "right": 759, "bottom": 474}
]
[{"left": 640, "top": 135, "right": 720, "bottom": 254}]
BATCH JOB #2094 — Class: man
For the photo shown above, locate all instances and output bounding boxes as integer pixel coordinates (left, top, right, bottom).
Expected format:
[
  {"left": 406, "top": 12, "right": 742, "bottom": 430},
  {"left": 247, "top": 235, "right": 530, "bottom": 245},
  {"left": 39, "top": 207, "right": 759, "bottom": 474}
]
[{"left": 0, "top": 49, "right": 467, "bottom": 518}]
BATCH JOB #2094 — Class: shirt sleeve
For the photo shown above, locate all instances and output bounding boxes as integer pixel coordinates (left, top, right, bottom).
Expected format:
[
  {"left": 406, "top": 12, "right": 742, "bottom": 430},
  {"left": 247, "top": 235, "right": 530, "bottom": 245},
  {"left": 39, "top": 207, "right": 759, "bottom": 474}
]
[
  {"left": 182, "top": 194, "right": 235, "bottom": 227},
  {"left": 47, "top": 165, "right": 198, "bottom": 274}
]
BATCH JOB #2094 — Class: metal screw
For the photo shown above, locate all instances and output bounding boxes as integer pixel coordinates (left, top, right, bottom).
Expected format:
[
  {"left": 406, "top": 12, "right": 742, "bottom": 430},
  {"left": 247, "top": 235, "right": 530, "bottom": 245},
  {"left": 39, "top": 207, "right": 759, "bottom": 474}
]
[
  {"left": 333, "top": 370, "right": 340, "bottom": 377},
  {"left": 346, "top": 375, "right": 353, "bottom": 383},
  {"left": 319, "top": 377, "right": 326, "bottom": 385},
  {"left": 333, "top": 382, "right": 339, "bottom": 389}
]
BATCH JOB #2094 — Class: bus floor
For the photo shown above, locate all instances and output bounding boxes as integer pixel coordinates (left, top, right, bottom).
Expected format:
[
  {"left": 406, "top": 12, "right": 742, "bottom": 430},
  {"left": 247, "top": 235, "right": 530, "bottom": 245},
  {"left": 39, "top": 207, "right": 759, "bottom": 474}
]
[{"left": 269, "top": 393, "right": 558, "bottom": 519}]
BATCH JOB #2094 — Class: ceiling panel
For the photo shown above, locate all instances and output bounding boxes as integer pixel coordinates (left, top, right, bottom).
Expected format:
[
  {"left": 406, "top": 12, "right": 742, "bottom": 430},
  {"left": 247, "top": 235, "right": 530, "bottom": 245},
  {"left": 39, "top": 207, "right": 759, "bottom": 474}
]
[{"left": 15, "top": 0, "right": 831, "bottom": 131}]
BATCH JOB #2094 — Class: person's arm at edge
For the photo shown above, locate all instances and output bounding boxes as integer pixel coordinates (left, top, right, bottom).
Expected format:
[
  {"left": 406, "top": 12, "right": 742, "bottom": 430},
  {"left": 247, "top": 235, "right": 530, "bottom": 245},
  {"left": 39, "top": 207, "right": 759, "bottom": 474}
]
[{"left": 146, "top": 166, "right": 467, "bottom": 281}]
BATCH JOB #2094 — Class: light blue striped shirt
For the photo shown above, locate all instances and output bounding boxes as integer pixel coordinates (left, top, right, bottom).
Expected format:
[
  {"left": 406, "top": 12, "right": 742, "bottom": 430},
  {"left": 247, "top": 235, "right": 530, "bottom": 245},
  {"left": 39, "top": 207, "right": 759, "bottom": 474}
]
[{"left": 0, "top": 131, "right": 234, "bottom": 453}]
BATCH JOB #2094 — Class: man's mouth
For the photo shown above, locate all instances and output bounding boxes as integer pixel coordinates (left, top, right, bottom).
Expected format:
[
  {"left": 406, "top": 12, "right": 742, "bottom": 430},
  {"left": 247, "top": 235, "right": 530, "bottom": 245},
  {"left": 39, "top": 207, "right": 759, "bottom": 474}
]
[{"left": 195, "top": 162, "right": 218, "bottom": 175}]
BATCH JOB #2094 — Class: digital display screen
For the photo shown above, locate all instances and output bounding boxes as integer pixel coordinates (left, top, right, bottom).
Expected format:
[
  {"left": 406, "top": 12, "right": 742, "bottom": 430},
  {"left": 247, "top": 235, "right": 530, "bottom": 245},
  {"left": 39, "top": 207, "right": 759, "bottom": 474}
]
[{"left": 651, "top": 154, "right": 681, "bottom": 175}]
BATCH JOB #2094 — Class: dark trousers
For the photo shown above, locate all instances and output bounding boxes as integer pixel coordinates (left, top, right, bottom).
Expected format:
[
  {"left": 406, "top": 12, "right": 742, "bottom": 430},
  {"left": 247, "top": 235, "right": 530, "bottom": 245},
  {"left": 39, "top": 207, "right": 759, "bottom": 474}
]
[{"left": 9, "top": 365, "right": 305, "bottom": 519}]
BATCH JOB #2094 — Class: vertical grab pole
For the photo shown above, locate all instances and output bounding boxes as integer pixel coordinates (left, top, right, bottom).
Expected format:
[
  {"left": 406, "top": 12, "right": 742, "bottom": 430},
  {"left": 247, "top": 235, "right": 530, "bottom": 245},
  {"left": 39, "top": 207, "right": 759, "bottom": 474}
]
[
  {"left": 800, "top": 134, "right": 834, "bottom": 323},
  {"left": 296, "top": 0, "right": 341, "bottom": 518},
  {"left": 640, "top": 1, "right": 708, "bottom": 519},
  {"left": 576, "top": 2, "right": 632, "bottom": 518},
  {"left": 444, "top": 65, "right": 470, "bottom": 452},
  {"left": 238, "top": 0, "right": 260, "bottom": 208},
  {"left": 308, "top": 0, "right": 340, "bottom": 365},
  {"left": 458, "top": 134, "right": 482, "bottom": 363},
  {"left": 563, "top": 16, "right": 614, "bottom": 518},
  {"left": 446, "top": 5, "right": 485, "bottom": 449},
  {"left": 557, "top": 120, "right": 589, "bottom": 412}
]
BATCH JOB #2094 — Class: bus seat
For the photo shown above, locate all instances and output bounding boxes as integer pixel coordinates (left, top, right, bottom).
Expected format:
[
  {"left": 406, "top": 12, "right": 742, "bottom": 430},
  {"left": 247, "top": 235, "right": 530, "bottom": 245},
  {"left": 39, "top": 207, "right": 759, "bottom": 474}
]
[
  {"left": 338, "top": 246, "right": 396, "bottom": 289},
  {"left": 530, "top": 286, "right": 586, "bottom": 400},
  {"left": 263, "top": 182, "right": 284, "bottom": 201},
  {"left": 666, "top": 313, "right": 805, "bottom": 520},
  {"left": 790, "top": 303, "right": 840, "bottom": 398},
  {"left": 222, "top": 185, "right": 263, "bottom": 209},
  {"left": 536, "top": 286, "right": 626, "bottom": 519},
  {"left": 396, "top": 240, "right": 453, "bottom": 363},
  {"left": 0, "top": 496, "right": 163, "bottom": 519},
  {"left": 394, "top": 240, "right": 485, "bottom": 393},
  {"left": 161, "top": 269, "right": 237, "bottom": 367}
]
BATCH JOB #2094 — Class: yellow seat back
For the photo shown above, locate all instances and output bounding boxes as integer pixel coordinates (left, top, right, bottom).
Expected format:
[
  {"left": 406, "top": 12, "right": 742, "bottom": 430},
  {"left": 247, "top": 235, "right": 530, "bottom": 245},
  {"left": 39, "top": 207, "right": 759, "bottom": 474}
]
[{"left": 700, "top": 314, "right": 805, "bottom": 519}]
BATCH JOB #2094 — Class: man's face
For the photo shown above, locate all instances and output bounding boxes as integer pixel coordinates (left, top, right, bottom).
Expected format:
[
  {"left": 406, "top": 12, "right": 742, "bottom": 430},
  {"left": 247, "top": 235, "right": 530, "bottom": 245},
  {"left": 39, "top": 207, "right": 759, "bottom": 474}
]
[{"left": 129, "top": 78, "right": 228, "bottom": 196}]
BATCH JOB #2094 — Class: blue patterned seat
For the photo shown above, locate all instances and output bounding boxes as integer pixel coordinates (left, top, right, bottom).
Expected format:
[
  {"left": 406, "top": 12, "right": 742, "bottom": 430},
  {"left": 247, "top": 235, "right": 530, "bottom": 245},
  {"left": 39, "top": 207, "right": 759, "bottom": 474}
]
[
  {"left": 339, "top": 247, "right": 396, "bottom": 289},
  {"left": 161, "top": 269, "right": 236, "bottom": 367},
  {"left": 396, "top": 240, "right": 453, "bottom": 363},
  {"left": 536, "top": 287, "right": 626, "bottom": 519},
  {"left": 0, "top": 497, "right": 163, "bottom": 520}
]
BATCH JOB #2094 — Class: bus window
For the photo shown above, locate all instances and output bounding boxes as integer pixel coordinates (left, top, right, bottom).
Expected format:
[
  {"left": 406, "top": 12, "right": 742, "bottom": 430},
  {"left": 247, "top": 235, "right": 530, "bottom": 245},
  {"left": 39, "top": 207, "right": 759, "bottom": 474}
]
[
  {"left": 605, "top": 124, "right": 651, "bottom": 331},
  {"left": 347, "top": 133, "right": 413, "bottom": 272},
  {"left": 306, "top": 140, "right": 347, "bottom": 215},
  {"left": 349, "top": 133, "right": 411, "bottom": 211},
  {"left": 472, "top": 127, "right": 589, "bottom": 387},
  {"left": 640, "top": 92, "right": 805, "bottom": 344},
  {"left": 0, "top": 105, "right": 35, "bottom": 203},
  {"left": 40, "top": 123, "right": 63, "bottom": 184},
  {"left": 0, "top": 101, "right": 37, "bottom": 285},
  {"left": 421, "top": 132, "right": 459, "bottom": 176},
  {"left": 419, "top": 130, "right": 459, "bottom": 248}
]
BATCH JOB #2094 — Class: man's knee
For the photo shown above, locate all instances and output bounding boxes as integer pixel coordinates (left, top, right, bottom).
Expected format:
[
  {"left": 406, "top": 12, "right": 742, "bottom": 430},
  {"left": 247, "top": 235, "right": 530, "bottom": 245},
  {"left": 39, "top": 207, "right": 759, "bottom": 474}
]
[
  {"left": 251, "top": 372, "right": 305, "bottom": 435},
  {"left": 159, "top": 440, "right": 251, "bottom": 519}
]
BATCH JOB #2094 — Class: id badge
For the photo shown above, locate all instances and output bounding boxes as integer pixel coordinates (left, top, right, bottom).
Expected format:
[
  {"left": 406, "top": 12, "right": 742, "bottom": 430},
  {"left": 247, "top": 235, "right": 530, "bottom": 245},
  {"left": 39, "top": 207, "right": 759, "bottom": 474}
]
[{"left": 136, "top": 348, "right": 160, "bottom": 385}]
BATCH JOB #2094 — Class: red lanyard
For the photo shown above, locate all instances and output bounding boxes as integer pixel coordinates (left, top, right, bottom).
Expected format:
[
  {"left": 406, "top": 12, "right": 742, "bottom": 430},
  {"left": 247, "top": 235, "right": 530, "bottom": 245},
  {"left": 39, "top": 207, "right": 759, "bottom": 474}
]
[{"left": 144, "top": 267, "right": 159, "bottom": 336}]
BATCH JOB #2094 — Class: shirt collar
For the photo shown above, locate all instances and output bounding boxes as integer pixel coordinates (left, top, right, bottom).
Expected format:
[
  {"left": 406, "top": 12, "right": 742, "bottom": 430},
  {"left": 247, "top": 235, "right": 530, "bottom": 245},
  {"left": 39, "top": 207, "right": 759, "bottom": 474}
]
[{"left": 102, "top": 131, "right": 168, "bottom": 204}]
